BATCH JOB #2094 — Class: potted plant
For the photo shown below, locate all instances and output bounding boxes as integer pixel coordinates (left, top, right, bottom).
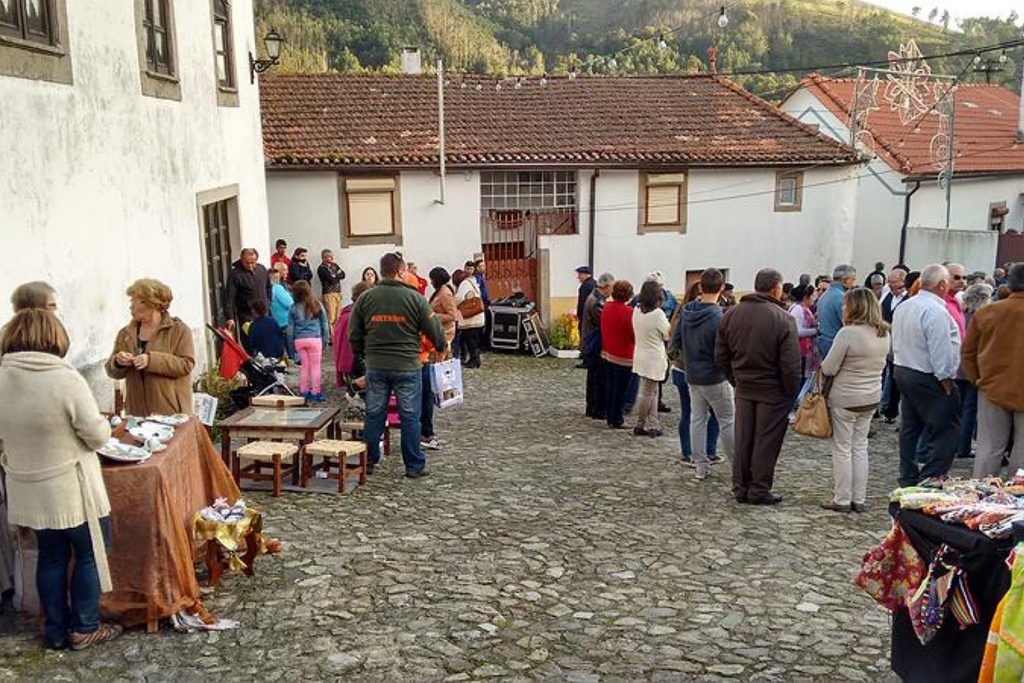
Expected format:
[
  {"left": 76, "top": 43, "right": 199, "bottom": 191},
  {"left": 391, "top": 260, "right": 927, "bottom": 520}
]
[{"left": 548, "top": 312, "right": 581, "bottom": 359}]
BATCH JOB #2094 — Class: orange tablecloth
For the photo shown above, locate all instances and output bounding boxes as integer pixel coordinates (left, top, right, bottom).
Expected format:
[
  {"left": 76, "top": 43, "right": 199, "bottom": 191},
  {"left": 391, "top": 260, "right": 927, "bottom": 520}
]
[{"left": 100, "top": 418, "right": 239, "bottom": 627}]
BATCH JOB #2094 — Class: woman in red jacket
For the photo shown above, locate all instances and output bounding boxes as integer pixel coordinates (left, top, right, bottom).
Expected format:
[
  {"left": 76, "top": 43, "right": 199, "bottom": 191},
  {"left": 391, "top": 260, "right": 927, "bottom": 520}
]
[{"left": 601, "top": 280, "right": 635, "bottom": 429}]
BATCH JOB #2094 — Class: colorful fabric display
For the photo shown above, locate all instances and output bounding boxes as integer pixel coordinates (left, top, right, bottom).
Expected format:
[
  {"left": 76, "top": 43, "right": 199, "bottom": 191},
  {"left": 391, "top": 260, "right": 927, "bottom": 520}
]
[{"left": 854, "top": 520, "right": 926, "bottom": 612}]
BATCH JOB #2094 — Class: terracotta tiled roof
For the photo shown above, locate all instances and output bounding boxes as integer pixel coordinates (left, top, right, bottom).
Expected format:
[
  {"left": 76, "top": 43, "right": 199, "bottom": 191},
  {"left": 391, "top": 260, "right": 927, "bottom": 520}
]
[
  {"left": 796, "top": 73, "right": 1024, "bottom": 177},
  {"left": 259, "top": 73, "right": 859, "bottom": 169}
]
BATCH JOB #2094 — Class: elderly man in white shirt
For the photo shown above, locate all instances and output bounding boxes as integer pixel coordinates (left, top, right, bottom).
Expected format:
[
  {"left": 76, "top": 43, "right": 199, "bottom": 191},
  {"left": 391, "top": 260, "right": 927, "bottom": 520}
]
[{"left": 892, "top": 264, "right": 962, "bottom": 487}]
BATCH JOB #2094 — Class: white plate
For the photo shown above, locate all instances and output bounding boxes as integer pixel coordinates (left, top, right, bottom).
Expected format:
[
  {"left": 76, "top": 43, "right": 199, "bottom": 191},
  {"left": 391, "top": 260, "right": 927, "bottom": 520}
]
[
  {"left": 145, "top": 414, "right": 190, "bottom": 426},
  {"left": 98, "top": 441, "right": 151, "bottom": 463},
  {"left": 129, "top": 422, "right": 175, "bottom": 443}
]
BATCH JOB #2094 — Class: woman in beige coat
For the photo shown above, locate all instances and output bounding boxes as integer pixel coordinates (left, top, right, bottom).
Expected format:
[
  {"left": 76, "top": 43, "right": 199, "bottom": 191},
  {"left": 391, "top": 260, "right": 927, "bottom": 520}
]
[
  {"left": 0, "top": 309, "right": 122, "bottom": 650},
  {"left": 106, "top": 279, "right": 195, "bottom": 416},
  {"left": 819, "top": 288, "right": 890, "bottom": 513}
]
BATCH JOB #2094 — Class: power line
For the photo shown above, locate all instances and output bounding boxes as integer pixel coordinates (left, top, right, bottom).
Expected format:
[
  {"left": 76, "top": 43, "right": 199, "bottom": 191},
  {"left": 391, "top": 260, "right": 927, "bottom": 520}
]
[{"left": 572, "top": 139, "right": 1021, "bottom": 215}]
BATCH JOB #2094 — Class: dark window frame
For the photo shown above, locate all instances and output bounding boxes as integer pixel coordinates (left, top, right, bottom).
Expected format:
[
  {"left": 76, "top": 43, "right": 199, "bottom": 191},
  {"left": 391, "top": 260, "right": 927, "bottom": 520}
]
[
  {"left": 142, "top": 0, "right": 173, "bottom": 76},
  {"left": 212, "top": 0, "right": 235, "bottom": 90},
  {"left": 0, "top": 0, "right": 55, "bottom": 46}
]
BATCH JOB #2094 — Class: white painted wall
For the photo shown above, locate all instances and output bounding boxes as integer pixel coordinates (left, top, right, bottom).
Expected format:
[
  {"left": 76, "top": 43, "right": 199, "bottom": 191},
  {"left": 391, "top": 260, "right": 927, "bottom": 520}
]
[
  {"left": 546, "top": 166, "right": 859, "bottom": 298},
  {"left": 266, "top": 170, "right": 482, "bottom": 293},
  {"left": 0, "top": 0, "right": 269, "bottom": 398},
  {"left": 904, "top": 228, "right": 999, "bottom": 273},
  {"left": 782, "top": 88, "right": 907, "bottom": 275},
  {"left": 910, "top": 177, "right": 1024, "bottom": 235},
  {"left": 270, "top": 165, "right": 860, "bottom": 309}
]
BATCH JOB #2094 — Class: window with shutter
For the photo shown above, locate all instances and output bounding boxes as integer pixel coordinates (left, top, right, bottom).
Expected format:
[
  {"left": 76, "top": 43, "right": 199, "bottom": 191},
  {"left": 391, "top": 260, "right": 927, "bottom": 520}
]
[
  {"left": 639, "top": 172, "right": 687, "bottom": 234},
  {"left": 340, "top": 176, "right": 404, "bottom": 245}
]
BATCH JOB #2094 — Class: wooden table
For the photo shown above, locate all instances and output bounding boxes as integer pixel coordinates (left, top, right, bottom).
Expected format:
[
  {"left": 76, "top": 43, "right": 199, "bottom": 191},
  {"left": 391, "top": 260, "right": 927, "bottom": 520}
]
[
  {"left": 217, "top": 406, "right": 341, "bottom": 483},
  {"left": 100, "top": 418, "right": 239, "bottom": 631}
]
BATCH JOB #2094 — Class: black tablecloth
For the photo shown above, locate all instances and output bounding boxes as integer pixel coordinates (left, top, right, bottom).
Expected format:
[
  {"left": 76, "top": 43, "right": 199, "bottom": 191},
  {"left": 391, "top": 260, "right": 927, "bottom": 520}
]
[{"left": 890, "top": 503, "right": 1013, "bottom": 683}]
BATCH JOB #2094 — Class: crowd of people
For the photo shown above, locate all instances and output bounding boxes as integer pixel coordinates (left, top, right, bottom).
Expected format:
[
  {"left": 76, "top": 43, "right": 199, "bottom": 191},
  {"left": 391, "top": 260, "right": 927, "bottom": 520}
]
[
  {"left": 576, "top": 260, "right": 1024, "bottom": 510},
  {"left": 1, "top": 245, "right": 1022, "bottom": 654},
  {"left": 225, "top": 240, "right": 493, "bottom": 457}
]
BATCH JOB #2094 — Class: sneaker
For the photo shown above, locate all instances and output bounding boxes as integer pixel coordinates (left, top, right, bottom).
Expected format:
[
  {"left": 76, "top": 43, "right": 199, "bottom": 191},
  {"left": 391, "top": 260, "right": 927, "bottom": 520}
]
[
  {"left": 708, "top": 454, "right": 724, "bottom": 464},
  {"left": 646, "top": 429, "right": 663, "bottom": 438},
  {"left": 70, "top": 623, "right": 123, "bottom": 651},
  {"left": 405, "top": 468, "right": 430, "bottom": 479},
  {"left": 680, "top": 455, "right": 696, "bottom": 468},
  {"left": 421, "top": 437, "right": 442, "bottom": 451},
  {"left": 695, "top": 466, "right": 709, "bottom": 481}
]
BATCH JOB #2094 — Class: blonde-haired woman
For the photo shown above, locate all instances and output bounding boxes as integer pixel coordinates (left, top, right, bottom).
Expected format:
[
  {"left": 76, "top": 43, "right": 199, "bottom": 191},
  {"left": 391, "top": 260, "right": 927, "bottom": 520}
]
[
  {"left": 105, "top": 278, "right": 195, "bottom": 416},
  {"left": 819, "top": 288, "right": 890, "bottom": 513},
  {"left": 1, "top": 309, "right": 122, "bottom": 650}
]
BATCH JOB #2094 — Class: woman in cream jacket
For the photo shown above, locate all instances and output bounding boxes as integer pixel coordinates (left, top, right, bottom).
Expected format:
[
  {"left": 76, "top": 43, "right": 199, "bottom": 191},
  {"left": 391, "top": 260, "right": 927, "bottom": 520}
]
[{"left": 0, "top": 309, "right": 122, "bottom": 650}]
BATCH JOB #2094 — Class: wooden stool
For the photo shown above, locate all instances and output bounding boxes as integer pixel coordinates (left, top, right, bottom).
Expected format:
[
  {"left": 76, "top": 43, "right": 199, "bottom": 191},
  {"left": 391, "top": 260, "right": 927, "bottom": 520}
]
[
  {"left": 233, "top": 441, "right": 299, "bottom": 497},
  {"left": 302, "top": 439, "right": 367, "bottom": 493},
  {"left": 251, "top": 394, "right": 305, "bottom": 408}
]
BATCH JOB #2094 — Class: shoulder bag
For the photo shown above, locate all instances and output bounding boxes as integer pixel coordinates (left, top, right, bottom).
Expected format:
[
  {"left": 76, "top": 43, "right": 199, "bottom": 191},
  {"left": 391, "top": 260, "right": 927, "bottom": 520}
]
[{"left": 793, "top": 369, "right": 834, "bottom": 438}]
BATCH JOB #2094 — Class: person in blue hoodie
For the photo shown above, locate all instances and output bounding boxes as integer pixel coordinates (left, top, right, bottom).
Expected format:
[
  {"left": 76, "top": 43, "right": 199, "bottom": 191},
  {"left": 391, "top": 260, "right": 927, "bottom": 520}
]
[{"left": 681, "top": 268, "right": 735, "bottom": 481}]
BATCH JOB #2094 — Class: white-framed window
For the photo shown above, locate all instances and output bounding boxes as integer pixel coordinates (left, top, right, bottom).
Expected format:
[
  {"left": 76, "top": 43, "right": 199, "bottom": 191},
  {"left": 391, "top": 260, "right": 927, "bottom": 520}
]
[
  {"left": 775, "top": 171, "right": 804, "bottom": 212},
  {"left": 481, "top": 171, "right": 577, "bottom": 211}
]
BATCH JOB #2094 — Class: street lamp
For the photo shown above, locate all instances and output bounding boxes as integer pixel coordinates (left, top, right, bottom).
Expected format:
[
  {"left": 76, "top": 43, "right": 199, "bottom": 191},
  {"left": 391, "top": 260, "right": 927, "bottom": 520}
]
[{"left": 249, "top": 29, "right": 285, "bottom": 84}]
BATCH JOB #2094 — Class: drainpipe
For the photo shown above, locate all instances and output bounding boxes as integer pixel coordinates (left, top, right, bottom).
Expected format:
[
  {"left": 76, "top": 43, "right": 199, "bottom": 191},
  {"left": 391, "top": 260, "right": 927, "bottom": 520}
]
[
  {"left": 898, "top": 180, "right": 921, "bottom": 266},
  {"left": 436, "top": 59, "right": 446, "bottom": 205},
  {"left": 588, "top": 170, "right": 600, "bottom": 270}
]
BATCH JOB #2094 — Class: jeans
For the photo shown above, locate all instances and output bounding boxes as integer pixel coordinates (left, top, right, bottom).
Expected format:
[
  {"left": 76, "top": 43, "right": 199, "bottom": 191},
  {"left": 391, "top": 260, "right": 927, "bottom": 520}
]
[
  {"left": 895, "top": 366, "right": 961, "bottom": 487},
  {"left": 957, "top": 379, "right": 978, "bottom": 457},
  {"left": 421, "top": 364, "right": 435, "bottom": 440},
  {"left": 604, "top": 363, "right": 633, "bottom": 428},
  {"left": 36, "top": 517, "right": 112, "bottom": 645},
  {"left": 688, "top": 380, "right": 735, "bottom": 473},
  {"left": 364, "top": 369, "right": 426, "bottom": 473},
  {"left": 830, "top": 407, "right": 873, "bottom": 506},
  {"left": 294, "top": 337, "right": 323, "bottom": 394},
  {"left": 671, "top": 369, "right": 719, "bottom": 456}
]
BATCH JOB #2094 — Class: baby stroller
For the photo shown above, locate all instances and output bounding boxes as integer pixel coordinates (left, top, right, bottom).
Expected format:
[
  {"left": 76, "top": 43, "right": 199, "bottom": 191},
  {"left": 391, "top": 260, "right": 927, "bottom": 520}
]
[{"left": 206, "top": 324, "right": 296, "bottom": 410}]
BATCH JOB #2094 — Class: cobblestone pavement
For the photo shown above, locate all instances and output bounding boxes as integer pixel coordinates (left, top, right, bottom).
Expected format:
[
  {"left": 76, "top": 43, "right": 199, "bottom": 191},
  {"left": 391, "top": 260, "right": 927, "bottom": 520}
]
[{"left": 2, "top": 352, "right": 973, "bottom": 681}]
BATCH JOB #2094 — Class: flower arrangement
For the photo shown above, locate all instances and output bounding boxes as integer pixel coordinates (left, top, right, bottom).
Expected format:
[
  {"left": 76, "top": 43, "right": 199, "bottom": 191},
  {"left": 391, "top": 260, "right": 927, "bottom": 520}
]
[{"left": 548, "top": 312, "right": 580, "bottom": 350}]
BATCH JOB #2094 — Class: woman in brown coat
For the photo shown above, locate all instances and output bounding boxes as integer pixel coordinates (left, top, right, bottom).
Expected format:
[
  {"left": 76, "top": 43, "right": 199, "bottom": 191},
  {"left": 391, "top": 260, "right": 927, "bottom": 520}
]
[
  {"left": 105, "top": 279, "right": 195, "bottom": 416},
  {"left": 428, "top": 267, "right": 458, "bottom": 353}
]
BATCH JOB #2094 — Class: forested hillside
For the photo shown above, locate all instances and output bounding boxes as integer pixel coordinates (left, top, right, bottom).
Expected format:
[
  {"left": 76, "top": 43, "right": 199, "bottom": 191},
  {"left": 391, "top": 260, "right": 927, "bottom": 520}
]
[{"left": 253, "top": 0, "right": 1023, "bottom": 98}]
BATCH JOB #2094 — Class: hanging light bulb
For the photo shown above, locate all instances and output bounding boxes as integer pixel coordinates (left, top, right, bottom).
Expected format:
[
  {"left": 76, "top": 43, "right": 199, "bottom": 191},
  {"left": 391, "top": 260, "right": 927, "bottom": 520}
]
[
  {"left": 540, "top": 73, "right": 548, "bottom": 86},
  {"left": 999, "top": 50, "right": 1008, "bottom": 64},
  {"left": 973, "top": 54, "right": 982, "bottom": 65},
  {"left": 608, "top": 57, "right": 618, "bottom": 70},
  {"left": 717, "top": 6, "right": 729, "bottom": 29},
  {"left": 515, "top": 76, "right": 523, "bottom": 89},
  {"left": 658, "top": 33, "right": 668, "bottom": 51},
  {"left": 568, "top": 64, "right": 577, "bottom": 80}
]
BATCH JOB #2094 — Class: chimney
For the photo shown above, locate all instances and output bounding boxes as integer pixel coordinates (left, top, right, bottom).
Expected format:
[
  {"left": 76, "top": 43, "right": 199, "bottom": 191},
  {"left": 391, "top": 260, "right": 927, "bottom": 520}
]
[
  {"left": 401, "top": 47, "right": 422, "bottom": 75},
  {"left": 707, "top": 46, "right": 718, "bottom": 74}
]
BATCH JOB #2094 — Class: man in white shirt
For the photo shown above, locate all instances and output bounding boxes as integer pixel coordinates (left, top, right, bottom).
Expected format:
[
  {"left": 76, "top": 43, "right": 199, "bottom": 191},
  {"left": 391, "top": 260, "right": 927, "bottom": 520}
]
[{"left": 892, "top": 264, "right": 962, "bottom": 487}]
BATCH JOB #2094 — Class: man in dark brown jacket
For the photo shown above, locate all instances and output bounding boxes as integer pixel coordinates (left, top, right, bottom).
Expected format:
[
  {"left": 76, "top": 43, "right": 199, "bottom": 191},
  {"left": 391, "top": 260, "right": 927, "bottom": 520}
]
[
  {"left": 715, "top": 268, "right": 801, "bottom": 505},
  {"left": 962, "top": 262, "right": 1024, "bottom": 478}
]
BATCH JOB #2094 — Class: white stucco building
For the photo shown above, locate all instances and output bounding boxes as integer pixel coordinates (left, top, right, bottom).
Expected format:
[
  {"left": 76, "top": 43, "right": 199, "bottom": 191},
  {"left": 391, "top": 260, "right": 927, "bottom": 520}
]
[
  {"left": 0, "top": 0, "right": 270, "bottom": 396},
  {"left": 782, "top": 73, "right": 1024, "bottom": 275},
  {"left": 261, "top": 73, "right": 863, "bottom": 322}
]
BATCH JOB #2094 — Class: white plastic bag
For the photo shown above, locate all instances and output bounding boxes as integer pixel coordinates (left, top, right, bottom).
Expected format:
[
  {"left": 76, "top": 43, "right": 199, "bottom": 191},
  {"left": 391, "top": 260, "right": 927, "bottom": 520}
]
[{"left": 429, "top": 359, "right": 464, "bottom": 409}]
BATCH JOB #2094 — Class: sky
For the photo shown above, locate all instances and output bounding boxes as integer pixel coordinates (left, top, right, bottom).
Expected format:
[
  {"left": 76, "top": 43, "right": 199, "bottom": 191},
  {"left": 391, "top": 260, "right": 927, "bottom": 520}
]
[{"left": 863, "top": 0, "right": 1022, "bottom": 24}]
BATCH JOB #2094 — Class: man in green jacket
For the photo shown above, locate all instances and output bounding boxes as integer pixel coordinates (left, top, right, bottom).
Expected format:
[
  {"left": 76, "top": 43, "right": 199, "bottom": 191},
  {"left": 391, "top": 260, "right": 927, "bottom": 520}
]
[{"left": 349, "top": 252, "right": 446, "bottom": 477}]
